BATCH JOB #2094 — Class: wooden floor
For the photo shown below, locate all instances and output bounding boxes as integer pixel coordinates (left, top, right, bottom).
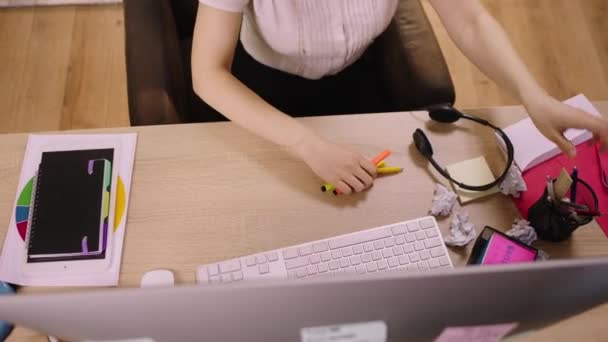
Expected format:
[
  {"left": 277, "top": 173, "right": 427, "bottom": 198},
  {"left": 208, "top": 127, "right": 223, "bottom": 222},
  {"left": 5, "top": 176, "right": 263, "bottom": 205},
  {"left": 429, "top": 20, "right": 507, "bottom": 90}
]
[
  {"left": 0, "top": 5, "right": 128, "bottom": 134},
  {"left": 0, "top": 1, "right": 607, "bottom": 133}
]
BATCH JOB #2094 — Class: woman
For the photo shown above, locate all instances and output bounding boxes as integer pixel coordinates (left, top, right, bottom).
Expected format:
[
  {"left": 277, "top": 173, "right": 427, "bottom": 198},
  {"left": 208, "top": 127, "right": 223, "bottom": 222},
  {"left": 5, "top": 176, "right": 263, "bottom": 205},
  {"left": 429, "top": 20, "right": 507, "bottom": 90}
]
[{"left": 191, "top": 0, "right": 608, "bottom": 195}]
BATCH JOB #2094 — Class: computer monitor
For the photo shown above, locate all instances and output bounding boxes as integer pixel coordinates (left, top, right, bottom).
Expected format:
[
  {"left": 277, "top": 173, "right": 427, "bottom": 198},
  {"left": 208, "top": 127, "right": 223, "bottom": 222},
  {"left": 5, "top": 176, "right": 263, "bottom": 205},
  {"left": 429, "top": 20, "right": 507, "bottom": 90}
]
[{"left": 1, "top": 257, "right": 608, "bottom": 342}]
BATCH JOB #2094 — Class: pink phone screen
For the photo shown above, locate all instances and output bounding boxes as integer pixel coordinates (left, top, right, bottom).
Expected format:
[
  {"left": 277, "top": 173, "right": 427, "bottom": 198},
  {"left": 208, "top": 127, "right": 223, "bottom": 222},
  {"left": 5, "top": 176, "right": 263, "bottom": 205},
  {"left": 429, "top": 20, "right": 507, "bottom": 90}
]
[{"left": 481, "top": 233, "right": 536, "bottom": 265}]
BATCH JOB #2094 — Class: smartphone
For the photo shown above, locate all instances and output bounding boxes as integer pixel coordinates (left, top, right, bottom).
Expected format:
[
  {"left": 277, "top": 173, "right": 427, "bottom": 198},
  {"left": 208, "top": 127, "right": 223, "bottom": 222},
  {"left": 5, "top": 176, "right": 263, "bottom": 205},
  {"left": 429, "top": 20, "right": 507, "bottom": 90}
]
[
  {"left": 22, "top": 149, "right": 117, "bottom": 276},
  {"left": 467, "top": 226, "right": 538, "bottom": 265}
]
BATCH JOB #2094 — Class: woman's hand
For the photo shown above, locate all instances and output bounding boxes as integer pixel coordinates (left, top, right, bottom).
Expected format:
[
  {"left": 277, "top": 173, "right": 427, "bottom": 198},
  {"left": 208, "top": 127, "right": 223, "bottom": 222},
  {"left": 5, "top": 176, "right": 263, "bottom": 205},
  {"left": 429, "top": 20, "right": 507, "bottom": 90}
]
[
  {"left": 289, "top": 135, "right": 377, "bottom": 195},
  {"left": 524, "top": 94, "right": 608, "bottom": 158}
]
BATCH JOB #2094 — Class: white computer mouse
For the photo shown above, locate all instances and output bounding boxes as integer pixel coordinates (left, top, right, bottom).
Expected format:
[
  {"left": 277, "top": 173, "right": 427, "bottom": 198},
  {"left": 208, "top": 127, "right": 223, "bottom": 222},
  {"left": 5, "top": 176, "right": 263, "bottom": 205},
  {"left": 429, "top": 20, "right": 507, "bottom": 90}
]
[{"left": 140, "top": 269, "right": 175, "bottom": 288}]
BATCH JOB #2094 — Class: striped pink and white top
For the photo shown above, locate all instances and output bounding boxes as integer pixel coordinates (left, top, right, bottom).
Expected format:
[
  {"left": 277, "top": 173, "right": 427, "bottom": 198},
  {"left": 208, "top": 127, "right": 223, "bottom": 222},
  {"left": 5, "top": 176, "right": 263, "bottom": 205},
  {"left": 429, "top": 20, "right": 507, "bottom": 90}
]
[{"left": 199, "top": 0, "right": 399, "bottom": 79}]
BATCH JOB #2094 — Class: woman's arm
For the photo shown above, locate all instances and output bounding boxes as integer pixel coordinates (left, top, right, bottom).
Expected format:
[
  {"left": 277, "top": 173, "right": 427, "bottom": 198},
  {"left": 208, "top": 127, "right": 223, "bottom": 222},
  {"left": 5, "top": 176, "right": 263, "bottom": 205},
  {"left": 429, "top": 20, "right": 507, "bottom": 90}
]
[
  {"left": 191, "top": 4, "right": 376, "bottom": 194},
  {"left": 429, "top": 0, "right": 608, "bottom": 156}
]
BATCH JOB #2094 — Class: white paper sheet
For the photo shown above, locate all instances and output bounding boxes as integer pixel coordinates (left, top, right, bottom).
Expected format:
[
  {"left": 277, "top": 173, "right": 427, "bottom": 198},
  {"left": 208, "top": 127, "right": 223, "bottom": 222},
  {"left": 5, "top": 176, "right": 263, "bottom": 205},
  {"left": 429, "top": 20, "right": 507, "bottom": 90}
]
[
  {"left": 497, "top": 94, "right": 600, "bottom": 172},
  {"left": 0, "top": 134, "right": 137, "bottom": 286}
]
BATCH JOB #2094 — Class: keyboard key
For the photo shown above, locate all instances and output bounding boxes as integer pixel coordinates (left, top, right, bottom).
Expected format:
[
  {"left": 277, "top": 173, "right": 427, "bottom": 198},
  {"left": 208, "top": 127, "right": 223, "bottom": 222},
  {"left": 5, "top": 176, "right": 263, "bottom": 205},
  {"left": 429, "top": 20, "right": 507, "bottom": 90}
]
[
  {"left": 420, "top": 250, "right": 430, "bottom": 260},
  {"left": 395, "top": 235, "right": 405, "bottom": 245},
  {"left": 307, "top": 265, "right": 318, "bottom": 276},
  {"left": 398, "top": 255, "right": 409, "bottom": 265},
  {"left": 353, "top": 245, "right": 364, "bottom": 254},
  {"left": 299, "top": 245, "right": 313, "bottom": 256},
  {"left": 407, "top": 221, "right": 420, "bottom": 232},
  {"left": 372, "top": 251, "right": 382, "bottom": 261},
  {"left": 341, "top": 247, "right": 353, "bottom": 257},
  {"left": 361, "top": 253, "right": 372, "bottom": 263},
  {"left": 285, "top": 257, "right": 309, "bottom": 270},
  {"left": 340, "top": 259, "right": 350, "bottom": 268},
  {"left": 219, "top": 260, "right": 241, "bottom": 273},
  {"left": 313, "top": 242, "right": 329, "bottom": 253},
  {"left": 208, "top": 264, "right": 219, "bottom": 276},
  {"left": 407, "top": 264, "right": 418, "bottom": 272},
  {"left": 420, "top": 218, "right": 435, "bottom": 229},
  {"left": 429, "top": 259, "right": 440, "bottom": 269},
  {"left": 392, "top": 246, "right": 403, "bottom": 256},
  {"left": 430, "top": 247, "right": 446, "bottom": 258},
  {"left": 283, "top": 248, "right": 299, "bottom": 260},
  {"left": 318, "top": 263, "right": 329, "bottom": 273},
  {"left": 374, "top": 241, "right": 384, "bottom": 250},
  {"left": 364, "top": 243, "right": 374, "bottom": 252},
  {"left": 221, "top": 273, "right": 232, "bottom": 283},
  {"left": 377, "top": 260, "right": 388, "bottom": 270},
  {"left": 321, "top": 251, "right": 332, "bottom": 262},
  {"left": 366, "top": 262, "right": 378, "bottom": 272},
  {"left": 382, "top": 249, "right": 393, "bottom": 258},
  {"left": 424, "top": 238, "right": 441, "bottom": 249},
  {"left": 391, "top": 224, "right": 407, "bottom": 235},
  {"left": 388, "top": 257, "right": 399, "bottom": 268},
  {"left": 426, "top": 229, "right": 439, "bottom": 238},
  {"left": 409, "top": 253, "right": 421, "bottom": 263},
  {"left": 256, "top": 255, "right": 267, "bottom": 264},
  {"left": 350, "top": 255, "right": 362, "bottom": 266},
  {"left": 209, "top": 275, "right": 220, "bottom": 284},
  {"left": 233, "top": 271, "right": 244, "bottom": 281},
  {"left": 418, "top": 261, "right": 429, "bottom": 271},
  {"left": 245, "top": 257, "right": 256, "bottom": 267},
  {"left": 287, "top": 270, "right": 297, "bottom": 279},
  {"left": 332, "top": 250, "right": 342, "bottom": 259},
  {"left": 439, "top": 256, "right": 450, "bottom": 266},
  {"left": 310, "top": 254, "right": 321, "bottom": 264},
  {"left": 329, "top": 260, "right": 340, "bottom": 271},
  {"left": 344, "top": 267, "right": 357, "bottom": 275},
  {"left": 414, "top": 241, "right": 425, "bottom": 251},
  {"left": 329, "top": 227, "right": 391, "bottom": 249},
  {"left": 384, "top": 237, "right": 395, "bottom": 248},
  {"left": 296, "top": 268, "right": 307, "bottom": 278},
  {"left": 416, "top": 231, "right": 426, "bottom": 241},
  {"left": 356, "top": 265, "right": 366, "bottom": 274},
  {"left": 403, "top": 244, "right": 414, "bottom": 254},
  {"left": 258, "top": 263, "right": 270, "bottom": 274},
  {"left": 266, "top": 252, "right": 278, "bottom": 262},
  {"left": 405, "top": 233, "right": 416, "bottom": 243}
]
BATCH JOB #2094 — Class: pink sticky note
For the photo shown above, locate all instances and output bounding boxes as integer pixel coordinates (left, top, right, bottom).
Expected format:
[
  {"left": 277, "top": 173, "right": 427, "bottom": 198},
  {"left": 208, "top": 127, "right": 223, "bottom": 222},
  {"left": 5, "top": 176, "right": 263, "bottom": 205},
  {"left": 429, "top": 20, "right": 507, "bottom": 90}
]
[
  {"left": 434, "top": 323, "right": 517, "bottom": 342},
  {"left": 481, "top": 234, "right": 537, "bottom": 265}
]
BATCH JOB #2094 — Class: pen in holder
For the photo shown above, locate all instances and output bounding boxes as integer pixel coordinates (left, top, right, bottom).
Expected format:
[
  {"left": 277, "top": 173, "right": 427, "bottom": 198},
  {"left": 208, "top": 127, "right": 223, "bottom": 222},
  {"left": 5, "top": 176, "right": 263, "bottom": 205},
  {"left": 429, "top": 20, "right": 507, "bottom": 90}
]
[{"left": 528, "top": 177, "right": 598, "bottom": 242}]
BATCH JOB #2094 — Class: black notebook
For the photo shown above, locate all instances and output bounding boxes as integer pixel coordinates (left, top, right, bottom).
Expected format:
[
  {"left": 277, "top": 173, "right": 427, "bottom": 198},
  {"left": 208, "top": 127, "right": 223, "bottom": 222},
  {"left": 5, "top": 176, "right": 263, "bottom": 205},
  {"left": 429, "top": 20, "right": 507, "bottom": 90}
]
[{"left": 26, "top": 149, "right": 114, "bottom": 263}]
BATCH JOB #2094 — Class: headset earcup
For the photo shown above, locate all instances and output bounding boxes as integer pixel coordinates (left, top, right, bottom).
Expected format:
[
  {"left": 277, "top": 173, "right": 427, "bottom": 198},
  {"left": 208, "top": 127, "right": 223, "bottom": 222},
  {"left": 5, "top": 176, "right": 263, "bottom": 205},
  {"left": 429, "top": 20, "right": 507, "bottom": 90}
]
[
  {"left": 428, "top": 104, "right": 462, "bottom": 123},
  {"left": 413, "top": 129, "right": 434, "bottom": 158}
]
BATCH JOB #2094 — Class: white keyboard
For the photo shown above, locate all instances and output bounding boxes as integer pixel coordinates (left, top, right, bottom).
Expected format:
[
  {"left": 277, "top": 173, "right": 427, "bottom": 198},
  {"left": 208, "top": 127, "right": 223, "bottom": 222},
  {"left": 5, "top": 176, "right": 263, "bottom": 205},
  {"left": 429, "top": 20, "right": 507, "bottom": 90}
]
[{"left": 197, "top": 216, "right": 453, "bottom": 285}]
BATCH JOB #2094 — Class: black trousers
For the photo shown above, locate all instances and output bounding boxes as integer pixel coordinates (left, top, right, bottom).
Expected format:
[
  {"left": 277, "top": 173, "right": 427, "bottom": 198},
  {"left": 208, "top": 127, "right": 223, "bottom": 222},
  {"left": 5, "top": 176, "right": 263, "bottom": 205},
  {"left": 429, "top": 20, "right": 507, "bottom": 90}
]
[
  {"left": 188, "top": 40, "right": 388, "bottom": 122},
  {"left": 231, "top": 42, "right": 388, "bottom": 117}
]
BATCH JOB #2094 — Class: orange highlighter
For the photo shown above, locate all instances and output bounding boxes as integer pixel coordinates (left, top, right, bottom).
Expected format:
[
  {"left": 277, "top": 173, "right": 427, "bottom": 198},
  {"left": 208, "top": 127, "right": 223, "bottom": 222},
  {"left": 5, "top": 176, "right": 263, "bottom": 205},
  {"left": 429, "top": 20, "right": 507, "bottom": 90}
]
[{"left": 331, "top": 150, "right": 391, "bottom": 195}]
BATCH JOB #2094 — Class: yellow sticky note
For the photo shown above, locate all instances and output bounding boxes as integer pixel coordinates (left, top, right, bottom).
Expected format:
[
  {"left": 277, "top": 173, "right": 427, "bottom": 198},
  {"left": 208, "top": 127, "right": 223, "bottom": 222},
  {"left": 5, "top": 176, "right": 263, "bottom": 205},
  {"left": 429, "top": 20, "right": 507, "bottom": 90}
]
[{"left": 446, "top": 156, "right": 499, "bottom": 204}]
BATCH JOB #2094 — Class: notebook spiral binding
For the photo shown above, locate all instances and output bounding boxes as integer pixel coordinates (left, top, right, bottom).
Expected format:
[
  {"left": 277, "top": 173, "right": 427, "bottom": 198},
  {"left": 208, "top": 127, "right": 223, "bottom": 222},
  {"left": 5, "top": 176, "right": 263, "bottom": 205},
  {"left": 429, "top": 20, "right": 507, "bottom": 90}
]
[{"left": 26, "top": 166, "right": 44, "bottom": 252}]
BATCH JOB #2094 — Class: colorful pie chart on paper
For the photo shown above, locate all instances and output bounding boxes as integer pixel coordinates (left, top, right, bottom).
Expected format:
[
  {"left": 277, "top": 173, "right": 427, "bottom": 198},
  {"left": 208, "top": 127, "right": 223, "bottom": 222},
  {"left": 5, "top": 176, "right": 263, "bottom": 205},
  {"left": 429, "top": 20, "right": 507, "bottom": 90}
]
[{"left": 14, "top": 176, "right": 127, "bottom": 241}]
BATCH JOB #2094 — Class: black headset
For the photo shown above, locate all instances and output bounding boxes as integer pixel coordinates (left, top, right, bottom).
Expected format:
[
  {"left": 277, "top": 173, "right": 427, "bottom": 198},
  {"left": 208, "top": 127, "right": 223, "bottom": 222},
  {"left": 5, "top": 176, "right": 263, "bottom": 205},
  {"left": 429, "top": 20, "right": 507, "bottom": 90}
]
[{"left": 413, "top": 104, "right": 514, "bottom": 192}]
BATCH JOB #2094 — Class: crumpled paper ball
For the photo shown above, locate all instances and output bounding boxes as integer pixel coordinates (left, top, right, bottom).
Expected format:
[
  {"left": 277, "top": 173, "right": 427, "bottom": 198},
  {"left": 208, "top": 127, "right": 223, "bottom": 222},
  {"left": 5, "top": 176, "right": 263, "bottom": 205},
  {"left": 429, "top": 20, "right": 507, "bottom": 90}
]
[
  {"left": 536, "top": 250, "right": 550, "bottom": 261},
  {"left": 444, "top": 211, "right": 478, "bottom": 247},
  {"left": 500, "top": 165, "right": 527, "bottom": 198},
  {"left": 506, "top": 219, "right": 538, "bottom": 245},
  {"left": 429, "top": 184, "right": 458, "bottom": 217}
]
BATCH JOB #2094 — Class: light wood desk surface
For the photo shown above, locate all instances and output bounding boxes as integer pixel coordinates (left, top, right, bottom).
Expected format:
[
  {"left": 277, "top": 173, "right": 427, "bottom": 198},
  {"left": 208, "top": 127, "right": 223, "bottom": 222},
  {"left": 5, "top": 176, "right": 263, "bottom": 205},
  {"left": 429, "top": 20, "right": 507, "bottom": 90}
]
[{"left": 1, "top": 102, "right": 608, "bottom": 341}]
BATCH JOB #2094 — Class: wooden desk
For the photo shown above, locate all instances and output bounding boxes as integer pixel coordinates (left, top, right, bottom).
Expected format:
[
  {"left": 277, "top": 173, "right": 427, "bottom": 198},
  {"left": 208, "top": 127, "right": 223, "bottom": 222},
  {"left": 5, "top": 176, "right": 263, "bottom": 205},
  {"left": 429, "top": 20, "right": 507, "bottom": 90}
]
[{"left": 1, "top": 103, "right": 608, "bottom": 341}]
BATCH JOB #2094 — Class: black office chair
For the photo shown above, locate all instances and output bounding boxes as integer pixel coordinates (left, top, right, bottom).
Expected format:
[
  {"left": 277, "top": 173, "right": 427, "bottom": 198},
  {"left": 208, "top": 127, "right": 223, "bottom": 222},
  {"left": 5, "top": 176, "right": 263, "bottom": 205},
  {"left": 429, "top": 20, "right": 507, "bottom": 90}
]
[{"left": 123, "top": 0, "right": 455, "bottom": 126}]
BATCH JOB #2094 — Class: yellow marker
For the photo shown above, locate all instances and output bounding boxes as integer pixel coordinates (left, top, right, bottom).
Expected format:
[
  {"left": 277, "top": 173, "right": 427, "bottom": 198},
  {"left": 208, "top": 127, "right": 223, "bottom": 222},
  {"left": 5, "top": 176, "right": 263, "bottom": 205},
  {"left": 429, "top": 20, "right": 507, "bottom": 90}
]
[
  {"left": 376, "top": 161, "right": 386, "bottom": 168},
  {"left": 321, "top": 183, "right": 336, "bottom": 192},
  {"left": 377, "top": 166, "right": 402, "bottom": 174}
]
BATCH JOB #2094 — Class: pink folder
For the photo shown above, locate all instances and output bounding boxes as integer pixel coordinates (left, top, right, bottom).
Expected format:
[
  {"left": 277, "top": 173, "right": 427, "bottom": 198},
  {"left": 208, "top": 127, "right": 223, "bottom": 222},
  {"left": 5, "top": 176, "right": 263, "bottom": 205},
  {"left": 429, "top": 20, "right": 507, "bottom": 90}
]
[{"left": 513, "top": 142, "right": 608, "bottom": 237}]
